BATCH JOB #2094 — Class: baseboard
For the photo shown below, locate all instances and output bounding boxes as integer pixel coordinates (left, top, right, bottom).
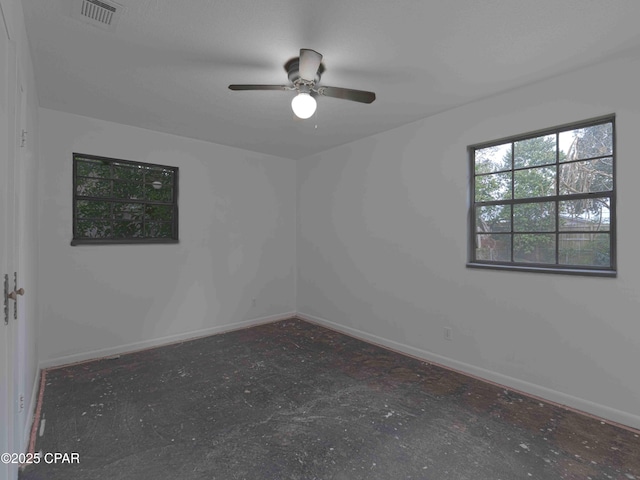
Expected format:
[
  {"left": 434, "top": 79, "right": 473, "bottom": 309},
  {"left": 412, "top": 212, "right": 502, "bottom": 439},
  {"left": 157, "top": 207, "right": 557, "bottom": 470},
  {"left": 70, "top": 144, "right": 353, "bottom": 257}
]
[
  {"left": 39, "top": 312, "right": 296, "bottom": 370},
  {"left": 296, "top": 311, "right": 640, "bottom": 432}
]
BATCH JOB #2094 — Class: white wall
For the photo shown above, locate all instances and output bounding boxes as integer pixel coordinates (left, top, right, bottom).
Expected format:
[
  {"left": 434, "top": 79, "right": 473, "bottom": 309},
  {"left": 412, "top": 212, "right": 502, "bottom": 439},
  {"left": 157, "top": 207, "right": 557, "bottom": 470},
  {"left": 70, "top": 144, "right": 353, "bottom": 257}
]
[
  {"left": 297, "top": 50, "right": 640, "bottom": 429},
  {"left": 37, "top": 109, "right": 296, "bottom": 366}
]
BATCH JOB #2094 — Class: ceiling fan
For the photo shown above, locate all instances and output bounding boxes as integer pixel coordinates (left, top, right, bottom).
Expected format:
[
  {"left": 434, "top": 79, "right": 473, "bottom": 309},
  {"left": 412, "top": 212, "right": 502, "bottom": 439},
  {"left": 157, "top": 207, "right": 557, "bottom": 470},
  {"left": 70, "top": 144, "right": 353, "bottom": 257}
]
[{"left": 229, "top": 49, "right": 376, "bottom": 119}]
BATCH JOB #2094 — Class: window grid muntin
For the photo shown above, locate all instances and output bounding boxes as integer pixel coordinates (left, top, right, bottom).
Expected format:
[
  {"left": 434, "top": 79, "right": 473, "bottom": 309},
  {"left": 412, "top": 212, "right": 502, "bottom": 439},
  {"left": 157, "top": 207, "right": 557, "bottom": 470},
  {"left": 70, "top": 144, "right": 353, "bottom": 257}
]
[
  {"left": 72, "top": 153, "right": 179, "bottom": 245},
  {"left": 468, "top": 115, "right": 615, "bottom": 275}
]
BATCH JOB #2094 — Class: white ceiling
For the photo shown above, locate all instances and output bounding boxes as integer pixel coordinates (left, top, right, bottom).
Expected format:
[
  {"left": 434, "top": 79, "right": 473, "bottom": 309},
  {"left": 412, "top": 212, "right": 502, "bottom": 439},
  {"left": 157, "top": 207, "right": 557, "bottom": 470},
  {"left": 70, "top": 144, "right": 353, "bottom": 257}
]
[{"left": 22, "top": 0, "right": 640, "bottom": 159}]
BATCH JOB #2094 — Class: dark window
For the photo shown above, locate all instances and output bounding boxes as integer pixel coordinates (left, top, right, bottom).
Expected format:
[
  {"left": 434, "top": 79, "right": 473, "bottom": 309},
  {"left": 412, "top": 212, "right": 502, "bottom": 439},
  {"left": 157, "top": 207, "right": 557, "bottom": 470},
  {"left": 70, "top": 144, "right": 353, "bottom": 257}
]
[
  {"left": 72, "top": 153, "right": 178, "bottom": 245},
  {"left": 468, "top": 116, "right": 615, "bottom": 276}
]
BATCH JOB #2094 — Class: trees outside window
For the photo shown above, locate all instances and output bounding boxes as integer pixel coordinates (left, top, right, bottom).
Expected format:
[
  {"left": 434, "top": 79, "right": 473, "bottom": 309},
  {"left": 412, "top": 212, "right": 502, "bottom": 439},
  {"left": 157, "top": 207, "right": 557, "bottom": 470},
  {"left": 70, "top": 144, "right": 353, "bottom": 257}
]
[
  {"left": 469, "top": 116, "right": 615, "bottom": 276},
  {"left": 72, "top": 153, "right": 179, "bottom": 245}
]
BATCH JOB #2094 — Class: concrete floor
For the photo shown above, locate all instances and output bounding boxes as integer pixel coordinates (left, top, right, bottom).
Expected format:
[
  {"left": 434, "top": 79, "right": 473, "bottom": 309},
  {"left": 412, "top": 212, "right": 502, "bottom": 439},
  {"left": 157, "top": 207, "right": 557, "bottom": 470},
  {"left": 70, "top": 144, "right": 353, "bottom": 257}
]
[{"left": 20, "top": 318, "right": 640, "bottom": 479}]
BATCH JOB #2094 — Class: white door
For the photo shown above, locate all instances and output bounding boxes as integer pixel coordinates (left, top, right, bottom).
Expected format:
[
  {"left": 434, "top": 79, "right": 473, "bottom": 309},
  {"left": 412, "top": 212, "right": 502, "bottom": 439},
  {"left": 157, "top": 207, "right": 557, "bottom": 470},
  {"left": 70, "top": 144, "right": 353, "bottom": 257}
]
[
  {"left": 12, "top": 74, "right": 27, "bottom": 455},
  {"left": 1, "top": 4, "right": 19, "bottom": 478}
]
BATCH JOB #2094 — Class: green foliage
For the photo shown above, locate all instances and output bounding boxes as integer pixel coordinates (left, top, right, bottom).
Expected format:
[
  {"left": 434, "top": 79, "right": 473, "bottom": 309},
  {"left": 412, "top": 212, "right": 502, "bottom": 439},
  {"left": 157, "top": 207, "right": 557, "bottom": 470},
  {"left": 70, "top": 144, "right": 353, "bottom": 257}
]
[
  {"left": 474, "top": 122, "right": 613, "bottom": 266},
  {"left": 74, "top": 157, "right": 176, "bottom": 240},
  {"left": 514, "top": 135, "right": 557, "bottom": 168},
  {"left": 558, "top": 233, "right": 610, "bottom": 266}
]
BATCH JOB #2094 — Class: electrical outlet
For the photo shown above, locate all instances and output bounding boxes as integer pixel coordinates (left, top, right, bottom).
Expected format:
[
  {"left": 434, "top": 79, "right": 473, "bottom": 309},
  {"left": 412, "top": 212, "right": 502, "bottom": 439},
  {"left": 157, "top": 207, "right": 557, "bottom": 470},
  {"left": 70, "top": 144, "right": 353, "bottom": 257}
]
[
  {"left": 444, "top": 327, "right": 452, "bottom": 341},
  {"left": 251, "top": 298, "right": 256, "bottom": 307}
]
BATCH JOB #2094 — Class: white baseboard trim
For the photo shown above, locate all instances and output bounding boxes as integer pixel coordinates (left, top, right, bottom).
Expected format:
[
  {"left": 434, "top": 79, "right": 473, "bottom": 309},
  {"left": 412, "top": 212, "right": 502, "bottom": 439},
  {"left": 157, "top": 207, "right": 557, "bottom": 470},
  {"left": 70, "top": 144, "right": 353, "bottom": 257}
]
[
  {"left": 39, "top": 311, "right": 296, "bottom": 370},
  {"left": 296, "top": 311, "right": 640, "bottom": 432}
]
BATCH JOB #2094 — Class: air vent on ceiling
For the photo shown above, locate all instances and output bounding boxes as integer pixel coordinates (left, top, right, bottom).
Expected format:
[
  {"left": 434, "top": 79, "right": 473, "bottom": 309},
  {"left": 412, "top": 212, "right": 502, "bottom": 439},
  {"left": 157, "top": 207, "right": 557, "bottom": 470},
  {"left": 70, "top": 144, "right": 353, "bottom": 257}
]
[{"left": 71, "top": 0, "right": 123, "bottom": 31}]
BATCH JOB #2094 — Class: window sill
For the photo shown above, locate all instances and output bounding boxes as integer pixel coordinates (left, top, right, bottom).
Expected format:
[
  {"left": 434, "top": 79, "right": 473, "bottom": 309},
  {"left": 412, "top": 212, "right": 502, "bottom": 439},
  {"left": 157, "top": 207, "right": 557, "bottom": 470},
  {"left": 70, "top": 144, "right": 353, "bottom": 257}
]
[
  {"left": 71, "top": 238, "right": 179, "bottom": 246},
  {"left": 466, "top": 262, "right": 616, "bottom": 278}
]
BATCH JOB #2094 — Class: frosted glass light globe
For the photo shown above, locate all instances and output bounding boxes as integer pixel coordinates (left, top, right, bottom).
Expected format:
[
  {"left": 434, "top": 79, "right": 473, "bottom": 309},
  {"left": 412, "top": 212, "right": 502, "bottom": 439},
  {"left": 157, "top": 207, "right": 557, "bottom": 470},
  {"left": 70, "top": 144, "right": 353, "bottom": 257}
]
[{"left": 291, "top": 93, "right": 317, "bottom": 119}]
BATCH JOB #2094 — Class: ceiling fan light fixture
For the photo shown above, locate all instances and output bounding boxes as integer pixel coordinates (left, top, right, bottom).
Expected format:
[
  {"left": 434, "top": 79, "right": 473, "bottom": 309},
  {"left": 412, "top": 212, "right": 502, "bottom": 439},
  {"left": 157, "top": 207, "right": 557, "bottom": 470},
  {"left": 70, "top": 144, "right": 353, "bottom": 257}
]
[
  {"left": 229, "top": 49, "right": 376, "bottom": 119},
  {"left": 291, "top": 92, "right": 317, "bottom": 119}
]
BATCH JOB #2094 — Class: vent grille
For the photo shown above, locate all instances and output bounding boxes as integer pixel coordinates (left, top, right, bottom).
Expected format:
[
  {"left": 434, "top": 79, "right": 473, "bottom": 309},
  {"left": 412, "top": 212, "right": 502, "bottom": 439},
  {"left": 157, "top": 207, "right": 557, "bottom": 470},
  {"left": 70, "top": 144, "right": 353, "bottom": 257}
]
[
  {"left": 71, "top": 0, "right": 123, "bottom": 31},
  {"left": 82, "top": 0, "right": 116, "bottom": 25}
]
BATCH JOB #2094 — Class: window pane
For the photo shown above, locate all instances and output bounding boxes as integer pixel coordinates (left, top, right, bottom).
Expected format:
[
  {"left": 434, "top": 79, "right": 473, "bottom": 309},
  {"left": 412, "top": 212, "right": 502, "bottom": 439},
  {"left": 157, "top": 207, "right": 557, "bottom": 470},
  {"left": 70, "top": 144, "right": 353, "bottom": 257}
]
[
  {"left": 513, "top": 234, "right": 555, "bottom": 264},
  {"left": 475, "top": 143, "right": 511, "bottom": 174},
  {"left": 76, "top": 200, "right": 110, "bottom": 219},
  {"left": 514, "top": 135, "right": 556, "bottom": 168},
  {"left": 513, "top": 202, "right": 555, "bottom": 232},
  {"left": 113, "top": 203, "right": 144, "bottom": 220},
  {"left": 559, "top": 158, "right": 613, "bottom": 194},
  {"left": 559, "top": 123, "right": 612, "bottom": 162},
  {"left": 559, "top": 198, "right": 610, "bottom": 232},
  {"left": 145, "top": 183, "right": 173, "bottom": 202},
  {"left": 475, "top": 172, "right": 511, "bottom": 202},
  {"left": 112, "top": 221, "right": 143, "bottom": 238},
  {"left": 476, "top": 205, "right": 511, "bottom": 232},
  {"left": 77, "top": 178, "right": 111, "bottom": 198},
  {"left": 145, "top": 222, "right": 173, "bottom": 238},
  {"left": 145, "top": 204, "right": 174, "bottom": 222},
  {"left": 514, "top": 166, "right": 555, "bottom": 199},
  {"left": 113, "top": 181, "right": 143, "bottom": 200},
  {"left": 77, "top": 159, "right": 112, "bottom": 178},
  {"left": 76, "top": 220, "right": 111, "bottom": 239},
  {"left": 146, "top": 167, "right": 175, "bottom": 183},
  {"left": 559, "top": 233, "right": 610, "bottom": 267},
  {"left": 476, "top": 234, "right": 511, "bottom": 261},
  {"left": 113, "top": 163, "right": 144, "bottom": 182}
]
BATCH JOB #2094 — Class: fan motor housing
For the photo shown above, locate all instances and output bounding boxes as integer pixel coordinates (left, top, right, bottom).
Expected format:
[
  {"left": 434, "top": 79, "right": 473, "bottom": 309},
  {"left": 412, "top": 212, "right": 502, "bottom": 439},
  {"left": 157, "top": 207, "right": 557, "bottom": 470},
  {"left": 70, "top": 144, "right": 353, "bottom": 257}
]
[{"left": 286, "top": 59, "right": 323, "bottom": 84}]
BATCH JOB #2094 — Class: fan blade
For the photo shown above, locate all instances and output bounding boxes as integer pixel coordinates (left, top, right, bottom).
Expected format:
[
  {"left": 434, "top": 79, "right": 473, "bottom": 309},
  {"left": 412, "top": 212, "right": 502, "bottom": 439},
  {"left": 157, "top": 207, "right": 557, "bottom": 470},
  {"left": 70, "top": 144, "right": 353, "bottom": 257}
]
[
  {"left": 228, "top": 84, "right": 290, "bottom": 91},
  {"left": 299, "top": 49, "right": 323, "bottom": 81},
  {"left": 316, "top": 86, "right": 376, "bottom": 104}
]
